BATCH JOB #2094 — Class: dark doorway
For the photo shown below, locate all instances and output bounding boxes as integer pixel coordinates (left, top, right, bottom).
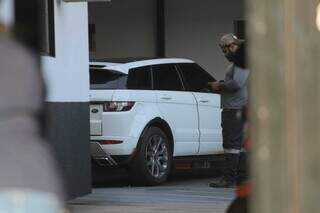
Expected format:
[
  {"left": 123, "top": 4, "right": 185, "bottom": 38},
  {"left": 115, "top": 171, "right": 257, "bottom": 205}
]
[{"left": 234, "top": 20, "right": 246, "bottom": 39}]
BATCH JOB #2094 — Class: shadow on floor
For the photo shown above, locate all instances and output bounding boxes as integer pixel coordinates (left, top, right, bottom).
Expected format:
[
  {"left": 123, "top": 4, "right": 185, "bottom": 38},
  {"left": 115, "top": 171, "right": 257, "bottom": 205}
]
[{"left": 92, "top": 164, "right": 223, "bottom": 188}]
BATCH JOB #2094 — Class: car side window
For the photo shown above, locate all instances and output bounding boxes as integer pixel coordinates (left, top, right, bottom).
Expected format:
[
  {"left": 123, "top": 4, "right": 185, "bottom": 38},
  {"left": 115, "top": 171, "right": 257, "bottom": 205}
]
[
  {"left": 90, "top": 68, "right": 127, "bottom": 90},
  {"left": 178, "top": 63, "right": 216, "bottom": 93},
  {"left": 127, "top": 66, "right": 152, "bottom": 90},
  {"left": 152, "top": 64, "right": 184, "bottom": 91}
]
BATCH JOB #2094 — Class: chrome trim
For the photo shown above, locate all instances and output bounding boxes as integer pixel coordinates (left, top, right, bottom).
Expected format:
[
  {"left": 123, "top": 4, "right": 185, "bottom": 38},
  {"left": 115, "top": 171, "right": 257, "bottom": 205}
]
[{"left": 90, "top": 142, "right": 118, "bottom": 166}]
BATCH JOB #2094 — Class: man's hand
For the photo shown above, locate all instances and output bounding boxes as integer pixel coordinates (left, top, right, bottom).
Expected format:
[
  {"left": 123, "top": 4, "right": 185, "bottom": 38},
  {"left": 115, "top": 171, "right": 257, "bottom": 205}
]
[{"left": 208, "top": 81, "right": 221, "bottom": 91}]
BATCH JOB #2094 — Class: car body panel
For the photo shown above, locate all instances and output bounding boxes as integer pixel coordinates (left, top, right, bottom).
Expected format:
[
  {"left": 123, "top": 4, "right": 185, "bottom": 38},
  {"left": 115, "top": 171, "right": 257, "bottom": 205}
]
[
  {"left": 90, "top": 89, "right": 171, "bottom": 155},
  {"left": 193, "top": 92, "right": 224, "bottom": 155},
  {"left": 156, "top": 90, "right": 200, "bottom": 156}
]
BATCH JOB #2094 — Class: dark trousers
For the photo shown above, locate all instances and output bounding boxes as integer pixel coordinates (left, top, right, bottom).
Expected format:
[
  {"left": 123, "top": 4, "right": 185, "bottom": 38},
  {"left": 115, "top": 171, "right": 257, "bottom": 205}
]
[
  {"left": 222, "top": 109, "right": 247, "bottom": 183},
  {"left": 222, "top": 109, "right": 245, "bottom": 150}
]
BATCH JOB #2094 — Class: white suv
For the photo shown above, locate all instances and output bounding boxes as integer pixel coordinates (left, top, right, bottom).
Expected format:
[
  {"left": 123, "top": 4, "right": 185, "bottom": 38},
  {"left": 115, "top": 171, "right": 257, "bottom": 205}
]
[{"left": 90, "top": 58, "right": 223, "bottom": 185}]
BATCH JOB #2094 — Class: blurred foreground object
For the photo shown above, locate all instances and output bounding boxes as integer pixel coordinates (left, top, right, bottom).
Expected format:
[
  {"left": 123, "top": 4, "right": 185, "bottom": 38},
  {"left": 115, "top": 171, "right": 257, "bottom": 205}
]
[
  {"left": 0, "top": 191, "right": 62, "bottom": 213},
  {"left": 0, "top": 32, "right": 64, "bottom": 211},
  {"left": 247, "top": 0, "right": 320, "bottom": 212}
]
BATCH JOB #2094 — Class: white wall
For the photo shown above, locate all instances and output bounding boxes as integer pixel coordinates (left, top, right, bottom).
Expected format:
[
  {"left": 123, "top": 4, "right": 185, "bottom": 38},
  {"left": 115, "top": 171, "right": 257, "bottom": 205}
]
[
  {"left": 165, "top": 0, "right": 245, "bottom": 79},
  {"left": 88, "top": 0, "right": 157, "bottom": 59},
  {"left": 42, "top": 1, "right": 90, "bottom": 102}
]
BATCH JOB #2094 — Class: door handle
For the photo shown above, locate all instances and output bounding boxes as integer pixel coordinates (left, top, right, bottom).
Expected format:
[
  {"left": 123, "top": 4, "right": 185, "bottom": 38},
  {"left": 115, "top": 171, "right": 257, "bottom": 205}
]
[
  {"left": 160, "top": 96, "right": 172, "bottom": 100},
  {"left": 199, "top": 99, "right": 209, "bottom": 103}
]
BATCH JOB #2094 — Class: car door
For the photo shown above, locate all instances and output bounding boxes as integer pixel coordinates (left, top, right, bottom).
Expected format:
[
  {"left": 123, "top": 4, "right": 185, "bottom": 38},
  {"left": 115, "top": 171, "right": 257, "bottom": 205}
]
[
  {"left": 178, "top": 63, "right": 223, "bottom": 155},
  {"left": 152, "top": 64, "right": 199, "bottom": 156}
]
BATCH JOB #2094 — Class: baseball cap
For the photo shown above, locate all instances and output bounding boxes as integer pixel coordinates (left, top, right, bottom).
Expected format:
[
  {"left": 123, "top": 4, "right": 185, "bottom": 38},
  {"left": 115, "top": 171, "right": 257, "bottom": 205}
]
[{"left": 219, "top": 33, "right": 245, "bottom": 47}]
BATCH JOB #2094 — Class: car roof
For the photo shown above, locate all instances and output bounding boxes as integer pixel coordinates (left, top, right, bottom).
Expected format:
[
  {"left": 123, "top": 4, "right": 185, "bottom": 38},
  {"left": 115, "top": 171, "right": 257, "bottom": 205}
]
[
  {"left": 93, "top": 57, "right": 158, "bottom": 63},
  {"left": 90, "top": 58, "right": 194, "bottom": 74}
]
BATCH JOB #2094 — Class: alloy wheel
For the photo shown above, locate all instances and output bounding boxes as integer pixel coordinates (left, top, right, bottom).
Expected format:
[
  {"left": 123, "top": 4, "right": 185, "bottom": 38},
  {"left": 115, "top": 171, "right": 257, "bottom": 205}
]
[{"left": 145, "top": 135, "right": 169, "bottom": 178}]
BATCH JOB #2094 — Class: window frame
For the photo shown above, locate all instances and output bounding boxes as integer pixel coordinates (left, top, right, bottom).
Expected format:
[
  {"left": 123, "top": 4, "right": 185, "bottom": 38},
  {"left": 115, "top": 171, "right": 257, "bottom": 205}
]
[{"left": 40, "top": 0, "right": 55, "bottom": 57}]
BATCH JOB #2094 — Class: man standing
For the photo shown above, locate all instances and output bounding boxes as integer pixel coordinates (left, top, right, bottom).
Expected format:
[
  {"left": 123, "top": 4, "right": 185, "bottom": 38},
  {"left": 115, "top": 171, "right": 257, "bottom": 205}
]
[{"left": 208, "top": 34, "right": 249, "bottom": 188}]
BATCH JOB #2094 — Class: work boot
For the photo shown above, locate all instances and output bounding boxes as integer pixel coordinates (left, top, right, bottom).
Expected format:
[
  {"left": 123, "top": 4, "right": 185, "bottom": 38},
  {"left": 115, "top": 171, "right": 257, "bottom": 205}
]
[
  {"left": 209, "top": 178, "right": 236, "bottom": 188},
  {"left": 224, "top": 153, "right": 240, "bottom": 183},
  {"left": 236, "top": 151, "right": 248, "bottom": 184},
  {"left": 209, "top": 153, "right": 239, "bottom": 188}
]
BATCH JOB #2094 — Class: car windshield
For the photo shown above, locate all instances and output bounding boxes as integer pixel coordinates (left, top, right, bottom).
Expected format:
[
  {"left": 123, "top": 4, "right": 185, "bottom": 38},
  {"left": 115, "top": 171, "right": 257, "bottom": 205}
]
[{"left": 90, "top": 68, "right": 127, "bottom": 90}]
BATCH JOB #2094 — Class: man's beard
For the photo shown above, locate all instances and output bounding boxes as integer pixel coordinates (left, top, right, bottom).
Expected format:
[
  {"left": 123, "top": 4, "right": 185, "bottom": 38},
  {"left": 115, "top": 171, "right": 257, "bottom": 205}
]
[{"left": 225, "top": 52, "right": 236, "bottom": 62}]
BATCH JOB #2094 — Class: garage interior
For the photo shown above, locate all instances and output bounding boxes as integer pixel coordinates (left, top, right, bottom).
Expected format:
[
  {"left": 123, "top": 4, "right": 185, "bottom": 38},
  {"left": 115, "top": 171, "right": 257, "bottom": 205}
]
[
  {"left": 6, "top": 0, "right": 320, "bottom": 212},
  {"left": 88, "top": 0, "right": 245, "bottom": 80}
]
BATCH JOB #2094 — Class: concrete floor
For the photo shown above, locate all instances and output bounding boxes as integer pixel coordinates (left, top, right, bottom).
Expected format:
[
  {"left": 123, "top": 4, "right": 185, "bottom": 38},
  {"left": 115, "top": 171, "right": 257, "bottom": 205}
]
[{"left": 68, "top": 173, "right": 235, "bottom": 213}]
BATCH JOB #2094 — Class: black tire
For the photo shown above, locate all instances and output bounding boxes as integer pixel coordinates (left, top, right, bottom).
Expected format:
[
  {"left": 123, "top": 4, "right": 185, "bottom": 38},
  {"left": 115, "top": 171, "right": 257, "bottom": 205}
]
[{"left": 129, "top": 127, "right": 172, "bottom": 186}]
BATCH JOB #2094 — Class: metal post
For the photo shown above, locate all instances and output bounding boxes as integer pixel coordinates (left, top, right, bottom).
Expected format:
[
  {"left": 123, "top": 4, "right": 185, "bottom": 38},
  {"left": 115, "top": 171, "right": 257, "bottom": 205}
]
[{"left": 156, "top": 0, "right": 165, "bottom": 58}]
